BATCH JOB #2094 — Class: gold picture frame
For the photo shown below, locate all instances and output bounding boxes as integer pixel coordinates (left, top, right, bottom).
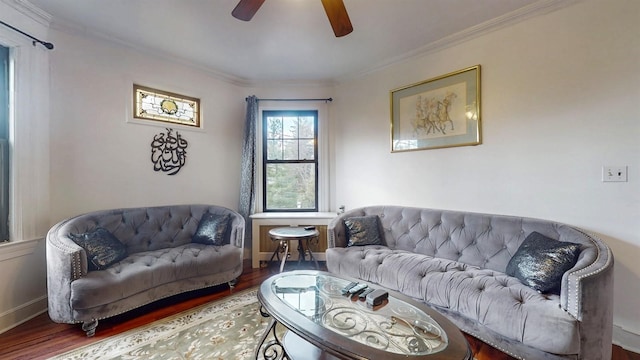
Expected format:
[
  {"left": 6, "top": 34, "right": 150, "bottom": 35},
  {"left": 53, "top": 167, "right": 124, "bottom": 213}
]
[
  {"left": 390, "top": 65, "right": 481, "bottom": 152},
  {"left": 133, "top": 84, "right": 201, "bottom": 128}
]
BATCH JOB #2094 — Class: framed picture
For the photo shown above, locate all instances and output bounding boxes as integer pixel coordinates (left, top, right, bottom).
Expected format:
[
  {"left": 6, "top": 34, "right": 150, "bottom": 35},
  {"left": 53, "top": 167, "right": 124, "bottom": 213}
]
[
  {"left": 133, "top": 84, "right": 201, "bottom": 128},
  {"left": 390, "top": 65, "right": 481, "bottom": 152}
]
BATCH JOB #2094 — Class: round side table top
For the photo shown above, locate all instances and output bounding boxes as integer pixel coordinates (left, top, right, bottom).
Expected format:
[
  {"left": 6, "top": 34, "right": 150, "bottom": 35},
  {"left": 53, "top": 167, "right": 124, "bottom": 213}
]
[{"left": 268, "top": 227, "right": 319, "bottom": 240}]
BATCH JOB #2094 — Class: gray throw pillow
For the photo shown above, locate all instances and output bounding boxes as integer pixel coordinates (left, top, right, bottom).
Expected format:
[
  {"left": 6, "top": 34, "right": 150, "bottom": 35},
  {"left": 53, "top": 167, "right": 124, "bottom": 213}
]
[
  {"left": 69, "top": 227, "right": 128, "bottom": 271},
  {"left": 506, "top": 231, "right": 581, "bottom": 294},
  {"left": 192, "top": 212, "right": 230, "bottom": 246},
  {"left": 344, "top": 215, "right": 384, "bottom": 247}
]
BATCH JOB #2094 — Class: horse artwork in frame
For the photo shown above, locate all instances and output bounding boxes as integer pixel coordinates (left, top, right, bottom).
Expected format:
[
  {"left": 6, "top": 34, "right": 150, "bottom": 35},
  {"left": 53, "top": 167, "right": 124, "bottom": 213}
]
[{"left": 390, "top": 65, "right": 481, "bottom": 152}]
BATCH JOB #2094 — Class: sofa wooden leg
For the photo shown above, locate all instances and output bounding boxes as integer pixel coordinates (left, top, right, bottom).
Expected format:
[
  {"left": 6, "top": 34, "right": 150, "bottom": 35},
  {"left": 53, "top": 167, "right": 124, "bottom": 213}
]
[{"left": 82, "top": 319, "right": 98, "bottom": 337}]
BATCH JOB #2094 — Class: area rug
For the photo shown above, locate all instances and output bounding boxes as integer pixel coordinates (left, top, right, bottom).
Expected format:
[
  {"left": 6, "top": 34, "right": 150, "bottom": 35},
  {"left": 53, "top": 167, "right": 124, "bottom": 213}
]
[
  {"left": 47, "top": 287, "right": 273, "bottom": 360},
  {"left": 48, "top": 287, "right": 477, "bottom": 360}
]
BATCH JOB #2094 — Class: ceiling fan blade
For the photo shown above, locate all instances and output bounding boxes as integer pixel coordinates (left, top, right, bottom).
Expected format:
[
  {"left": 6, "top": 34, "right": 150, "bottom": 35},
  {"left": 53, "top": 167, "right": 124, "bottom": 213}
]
[
  {"left": 232, "top": 0, "right": 265, "bottom": 21},
  {"left": 321, "top": 0, "right": 353, "bottom": 37}
]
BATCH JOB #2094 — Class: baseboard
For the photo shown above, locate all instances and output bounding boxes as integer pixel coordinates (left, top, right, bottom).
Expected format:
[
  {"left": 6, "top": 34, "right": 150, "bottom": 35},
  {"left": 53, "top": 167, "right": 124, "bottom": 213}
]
[
  {"left": 0, "top": 295, "right": 48, "bottom": 335},
  {"left": 613, "top": 324, "right": 640, "bottom": 354}
]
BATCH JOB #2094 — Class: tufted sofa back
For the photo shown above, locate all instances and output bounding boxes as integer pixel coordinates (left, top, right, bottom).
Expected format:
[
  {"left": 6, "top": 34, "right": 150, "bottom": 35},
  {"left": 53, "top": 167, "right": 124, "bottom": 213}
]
[
  {"left": 329, "top": 205, "right": 598, "bottom": 273},
  {"left": 52, "top": 204, "right": 244, "bottom": 254}
]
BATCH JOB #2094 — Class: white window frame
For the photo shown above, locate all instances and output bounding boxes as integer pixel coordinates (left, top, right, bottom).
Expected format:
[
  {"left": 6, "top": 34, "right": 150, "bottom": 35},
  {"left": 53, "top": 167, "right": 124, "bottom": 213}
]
[
  {"left": 0, "top": 9, "right": 51, "bottom": 248},
  {"left": 256, "top": 101, "right": 330, "bottom": 213}
]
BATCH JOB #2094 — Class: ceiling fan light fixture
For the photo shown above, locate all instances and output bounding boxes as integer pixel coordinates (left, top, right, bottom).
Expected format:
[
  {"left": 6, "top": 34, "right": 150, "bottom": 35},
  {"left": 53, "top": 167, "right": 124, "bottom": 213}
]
[
  {"left": 320, "top": 0, "right": 353, "bottom": 37},
  {"left": 231, "top": 0, "right": 353, "bottom": 37}
]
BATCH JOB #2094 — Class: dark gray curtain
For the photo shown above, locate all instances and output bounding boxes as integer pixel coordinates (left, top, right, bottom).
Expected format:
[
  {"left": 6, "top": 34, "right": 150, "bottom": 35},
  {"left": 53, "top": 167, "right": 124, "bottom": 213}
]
[{"left": 239, "top": 95, "right": 258, "bottom": 245}]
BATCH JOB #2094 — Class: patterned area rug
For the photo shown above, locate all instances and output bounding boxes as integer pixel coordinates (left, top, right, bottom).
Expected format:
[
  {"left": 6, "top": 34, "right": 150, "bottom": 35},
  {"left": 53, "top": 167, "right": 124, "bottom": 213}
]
[
  {"left": 48, "top": 287, "right": 271, "bottom": 360},
  {"left": 48, "top": 287, "right": 477, "bottom": 360}
]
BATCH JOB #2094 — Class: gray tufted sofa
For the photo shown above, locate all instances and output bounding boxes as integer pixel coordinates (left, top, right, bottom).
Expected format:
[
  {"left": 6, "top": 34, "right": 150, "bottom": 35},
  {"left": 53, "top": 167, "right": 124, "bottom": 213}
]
[
  {"left": 46, "top": 204, "right": 244, "bottom": 336},
  {"left": 326, "top": 205, "right": 613, "bottom": 360}
]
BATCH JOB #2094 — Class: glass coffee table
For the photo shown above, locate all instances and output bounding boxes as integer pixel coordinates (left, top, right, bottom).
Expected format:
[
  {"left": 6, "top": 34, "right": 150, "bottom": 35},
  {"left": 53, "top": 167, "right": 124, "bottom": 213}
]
[{"left": 256, "top": 270, "right": 472, "bottom": 360}]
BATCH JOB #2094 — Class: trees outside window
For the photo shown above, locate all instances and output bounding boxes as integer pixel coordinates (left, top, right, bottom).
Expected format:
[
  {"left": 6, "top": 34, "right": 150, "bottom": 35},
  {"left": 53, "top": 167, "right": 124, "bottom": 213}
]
[{"left": 262, "top": 110, "right": 318, "bottom": 212}]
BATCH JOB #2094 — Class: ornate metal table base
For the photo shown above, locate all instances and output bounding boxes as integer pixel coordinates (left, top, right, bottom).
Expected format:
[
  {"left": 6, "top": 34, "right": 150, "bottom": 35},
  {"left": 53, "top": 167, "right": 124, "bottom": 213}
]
[
  {"left": 255, "top": 311, "right": 341, "bottom": 360},
  {"left": 267, "top": 227, "right": 320, "bottom": 273},
  {"left": 267, "top": 239, "right": 291, "bottom": 273},
  {"left": 256, "top": 271, "right": 472, "bottom": 360},
  {"left": 255, "top": 307, "right": 289, "bottom": 360}
]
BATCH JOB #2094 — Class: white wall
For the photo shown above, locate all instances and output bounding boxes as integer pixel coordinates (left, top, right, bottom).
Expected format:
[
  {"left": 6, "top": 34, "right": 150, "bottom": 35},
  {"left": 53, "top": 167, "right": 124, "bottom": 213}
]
[
  {"left": 331, "top": 0, "right": 640, "bottom": 350},
  {"left": 48, "top": 30, "right": 247, "bottom": 221}
]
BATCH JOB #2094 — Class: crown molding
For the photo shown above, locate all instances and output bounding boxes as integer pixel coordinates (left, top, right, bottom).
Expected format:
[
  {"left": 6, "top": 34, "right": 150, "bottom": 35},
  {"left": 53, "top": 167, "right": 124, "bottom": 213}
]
[
  {"left": 49, "top": 19, "right": 260, "bottom": 87},
  {"left": 336, "top": 0, "right": 582, "bottom": 84},
  {"left": 12, "top": 0, "right": 581, "bottom": 88},
  {"left": 45, "top": 17, "right": 336, "bottom": 88},
  {"left": 243, "top": 78, "right": 338, "bottom": 88},
  {"left": 2, "top": 0, "right": 51, "bottom": 26},
  {"left": 48, "top": 17, "right": 251, "bottom": 87}
]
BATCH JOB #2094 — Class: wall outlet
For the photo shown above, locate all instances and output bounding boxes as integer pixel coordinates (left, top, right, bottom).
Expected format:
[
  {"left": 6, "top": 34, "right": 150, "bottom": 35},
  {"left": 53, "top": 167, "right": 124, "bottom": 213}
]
[{"left": 602, "top": 166, "right": 627, "bottom": 182}]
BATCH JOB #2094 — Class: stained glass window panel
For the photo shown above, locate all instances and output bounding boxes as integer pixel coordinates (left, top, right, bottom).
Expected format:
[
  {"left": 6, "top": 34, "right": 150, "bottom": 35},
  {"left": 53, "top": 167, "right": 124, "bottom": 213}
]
[{"left": 133, "top": 84, "right": 200, "bottom": 127}]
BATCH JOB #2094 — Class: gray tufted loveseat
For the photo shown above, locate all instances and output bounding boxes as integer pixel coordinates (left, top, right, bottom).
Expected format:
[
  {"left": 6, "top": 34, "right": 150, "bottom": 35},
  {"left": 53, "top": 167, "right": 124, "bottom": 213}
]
[
  {"left": 46, "top": 204, "right": 244, "bottom": 336},
  {"left": 326, "top": 206, "right": 613, "bottom": 360}
]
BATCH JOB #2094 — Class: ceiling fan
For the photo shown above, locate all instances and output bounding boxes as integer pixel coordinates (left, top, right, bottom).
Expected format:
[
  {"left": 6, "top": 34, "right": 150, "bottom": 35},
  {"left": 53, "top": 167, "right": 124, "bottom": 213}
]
[{"left": 232, "top": 0, "right": 353, "bottom": 37}]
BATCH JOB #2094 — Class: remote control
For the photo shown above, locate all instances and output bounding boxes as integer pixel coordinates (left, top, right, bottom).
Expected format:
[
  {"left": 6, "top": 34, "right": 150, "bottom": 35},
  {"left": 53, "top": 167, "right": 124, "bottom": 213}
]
[
  {"left": 304, "top": 226, "right": 316, "bottom": 230},
  {"left": 348, "top": 283, "right": 368, "bottom": 294},
  {"left": 341, "top": 282, "right": 358, "bottom": 295},
  {"left": 366, "top": 289, "right": 389, "bottom": 306},
  {"left": 358, "top": 287, "right": 375, "bottom": 300}
]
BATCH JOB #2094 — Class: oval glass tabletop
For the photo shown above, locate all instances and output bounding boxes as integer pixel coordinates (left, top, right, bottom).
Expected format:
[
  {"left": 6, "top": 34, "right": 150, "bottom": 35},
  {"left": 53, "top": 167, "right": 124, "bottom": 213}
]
[{"left": 259, "top": 271, "right": 469, "bottom": 358}]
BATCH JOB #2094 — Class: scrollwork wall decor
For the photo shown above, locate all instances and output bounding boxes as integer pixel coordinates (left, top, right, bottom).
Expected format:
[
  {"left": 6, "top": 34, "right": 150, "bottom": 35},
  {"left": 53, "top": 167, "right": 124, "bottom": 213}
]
[{"left": 151, "top": 128, "right": 188, "bottom": 175}]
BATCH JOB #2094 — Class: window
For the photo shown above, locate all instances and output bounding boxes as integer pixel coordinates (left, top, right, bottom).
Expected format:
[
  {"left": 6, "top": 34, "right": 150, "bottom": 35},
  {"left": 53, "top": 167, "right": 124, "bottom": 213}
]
[
  {"left": 262, "top": 110, "right": 318, "bottom": 212},
  {"left": 0, "top": 45, "right": 8, "bottom": 241},
  {"left": 133, "top": 84, "right": 201, "bottom": 128}
]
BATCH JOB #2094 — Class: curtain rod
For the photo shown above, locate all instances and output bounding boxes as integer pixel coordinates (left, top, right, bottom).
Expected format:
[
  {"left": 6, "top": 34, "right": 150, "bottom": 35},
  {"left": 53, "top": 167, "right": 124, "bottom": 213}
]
[
  {"left": 0, "top": 21, "right": 54, "bottom": 50},
  {"left": 247, "top": 97, "right": 332, "bottom": 103}
]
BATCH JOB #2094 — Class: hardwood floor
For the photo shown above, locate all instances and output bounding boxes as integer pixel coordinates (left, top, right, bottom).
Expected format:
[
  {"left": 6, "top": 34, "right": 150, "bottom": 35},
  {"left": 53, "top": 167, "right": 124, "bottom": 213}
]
[{"left": 0, "top": 260, "right": 637, "bottom": 360}]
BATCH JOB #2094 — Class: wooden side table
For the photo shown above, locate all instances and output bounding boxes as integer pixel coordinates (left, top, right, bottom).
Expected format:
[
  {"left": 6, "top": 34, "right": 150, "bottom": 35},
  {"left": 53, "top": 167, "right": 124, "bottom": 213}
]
[{"left": 268, "top": 227, "right": 320, "bottom": 272}]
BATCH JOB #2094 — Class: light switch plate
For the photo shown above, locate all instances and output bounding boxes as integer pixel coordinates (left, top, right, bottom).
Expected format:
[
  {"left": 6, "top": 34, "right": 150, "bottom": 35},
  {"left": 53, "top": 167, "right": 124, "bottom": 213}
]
[{"left": 602, "top": 166, "right": 627, "bottom": 182}]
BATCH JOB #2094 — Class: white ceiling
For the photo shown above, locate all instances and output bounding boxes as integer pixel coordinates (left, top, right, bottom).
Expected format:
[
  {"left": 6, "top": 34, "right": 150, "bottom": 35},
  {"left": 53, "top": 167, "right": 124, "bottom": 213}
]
[{"left": 28, "top": 0, "right": 550, "bottom": 85}]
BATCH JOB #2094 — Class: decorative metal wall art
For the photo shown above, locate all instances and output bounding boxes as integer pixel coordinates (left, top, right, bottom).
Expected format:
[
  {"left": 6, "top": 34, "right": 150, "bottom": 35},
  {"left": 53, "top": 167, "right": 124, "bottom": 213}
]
[
  {"left": 134, "top": 84, "right": 201, "bottom": 128},
  {"left": 151, "top": 128, "right": 188, "bottom": 175}
]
